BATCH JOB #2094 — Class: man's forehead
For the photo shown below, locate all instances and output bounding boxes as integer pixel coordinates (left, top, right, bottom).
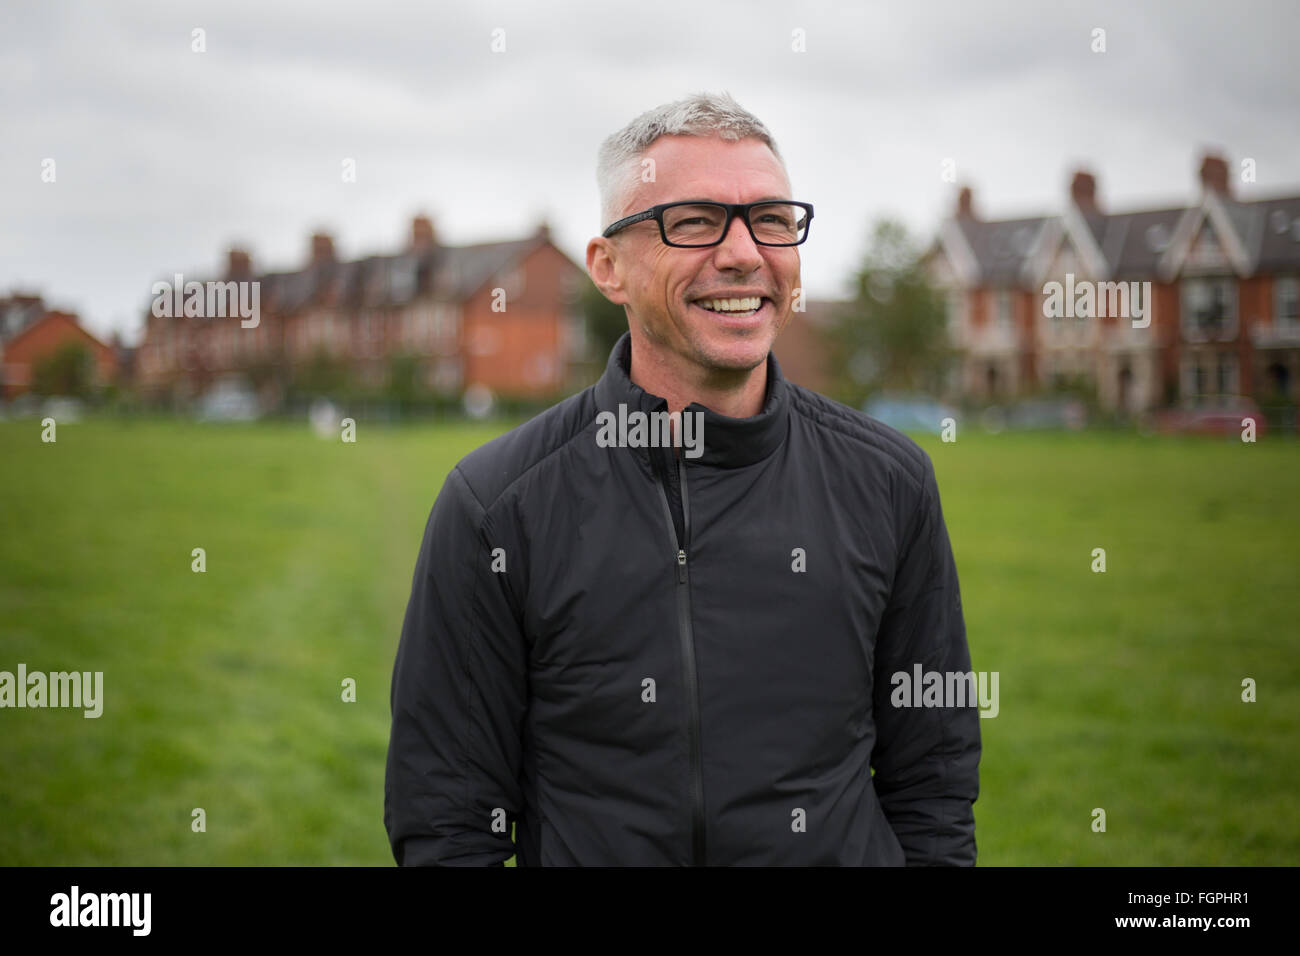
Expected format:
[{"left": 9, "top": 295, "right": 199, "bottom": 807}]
[{"left": 627, "top": 134, "right": 791, "bottom": 212}]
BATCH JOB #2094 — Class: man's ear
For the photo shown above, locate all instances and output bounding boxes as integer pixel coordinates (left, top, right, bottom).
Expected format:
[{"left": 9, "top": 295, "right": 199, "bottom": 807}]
[{"left": 586, "top": 237, "right": 629, "bottom": 306}]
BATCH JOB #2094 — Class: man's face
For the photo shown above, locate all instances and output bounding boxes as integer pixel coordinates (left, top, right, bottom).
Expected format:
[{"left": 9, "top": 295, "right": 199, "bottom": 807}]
[{"left": 590, "top": 134, "right": 802, "bottom": 379}]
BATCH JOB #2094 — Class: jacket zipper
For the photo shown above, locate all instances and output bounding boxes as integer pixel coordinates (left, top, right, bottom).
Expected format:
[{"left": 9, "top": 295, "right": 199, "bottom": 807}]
[{"left": 655, "top": 451, "right": 706, "bottom": 866}]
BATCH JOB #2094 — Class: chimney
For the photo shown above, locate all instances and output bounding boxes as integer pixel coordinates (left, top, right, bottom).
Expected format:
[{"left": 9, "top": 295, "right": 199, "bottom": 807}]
[
  {"left": 410, "top": 214, "right": 436, "bottom": 251},
  {"left": 956, "top": 186, "right": 976, "bottom": 220},
  {"left": 534, "top": 219, "right": 551, "bottom": 242},
  {"left": 1199, "top": 153, "right": 1230, "bottom": 197},
  {"left": 310, "top": 232, "right": 335, "bottom": 265},
  {"left": 226, "top": 247, "right": 252, "bottom": 279},
  {"left": 1070, "top": 170, "right": 1099, "bottom": 212}
]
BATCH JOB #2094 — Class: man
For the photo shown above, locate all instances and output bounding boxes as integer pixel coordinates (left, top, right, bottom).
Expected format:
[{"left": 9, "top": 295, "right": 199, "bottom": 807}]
[{"left": 384, "top": 91, "right": 980, "bottom": 866}]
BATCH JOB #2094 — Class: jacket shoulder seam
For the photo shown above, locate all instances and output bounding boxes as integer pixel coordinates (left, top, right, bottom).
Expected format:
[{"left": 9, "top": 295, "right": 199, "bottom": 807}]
[
  {"left": 787, "top": 386, "right": 930, "bottom": 496},
  {"left": 457, "top": 397, "right": 599, "bottom": 515}
]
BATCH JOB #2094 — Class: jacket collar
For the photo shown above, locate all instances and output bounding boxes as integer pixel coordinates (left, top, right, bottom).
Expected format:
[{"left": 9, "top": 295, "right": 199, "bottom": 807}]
[{"left": 592, "top": 331, "right": 791, "bottom": 470}]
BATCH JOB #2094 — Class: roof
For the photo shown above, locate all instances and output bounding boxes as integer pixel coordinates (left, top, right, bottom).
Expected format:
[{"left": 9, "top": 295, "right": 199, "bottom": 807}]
[
  {"left": 951, "top": 216, "right": 1051, "bottom": 286},
  {"left": 3, "top": 310, "right": 109, "bottom": 355},
  {"left": 1233, "top": 194, "right": 1300, "bottom": 273},
  {"left": 1098, "top": 206, "right": 1186, "bottom": 278},
  {"left": 160, "top": 233, "right": 553, "bottom": 319},
  {"left": 935, "top": 190, "right": 1300, "bottom": 286}
]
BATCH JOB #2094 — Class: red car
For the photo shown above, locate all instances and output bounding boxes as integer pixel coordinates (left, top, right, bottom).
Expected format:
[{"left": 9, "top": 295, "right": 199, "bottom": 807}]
[{"left": 1154, "top": 397, "right": 1267, "bottom": 438}]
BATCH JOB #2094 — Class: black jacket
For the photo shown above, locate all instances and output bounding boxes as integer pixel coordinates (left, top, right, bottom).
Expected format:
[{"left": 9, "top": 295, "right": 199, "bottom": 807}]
[{"left": 385, "top": 332, "right": 980, "bottom": 866}]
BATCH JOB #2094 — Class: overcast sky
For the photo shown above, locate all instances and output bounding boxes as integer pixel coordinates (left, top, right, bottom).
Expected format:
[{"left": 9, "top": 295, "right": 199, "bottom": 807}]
[{"left": 2, "top": 0, "right": 1297, "bottom": 342}]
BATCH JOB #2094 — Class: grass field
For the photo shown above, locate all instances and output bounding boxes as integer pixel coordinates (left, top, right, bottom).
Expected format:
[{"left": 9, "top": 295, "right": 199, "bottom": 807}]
[{"left": 1, "top": 416, "right": 1297, "bottom": 865}]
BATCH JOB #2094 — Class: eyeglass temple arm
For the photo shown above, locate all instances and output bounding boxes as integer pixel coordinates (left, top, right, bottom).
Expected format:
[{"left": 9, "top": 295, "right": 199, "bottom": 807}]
[{"left": 602, "top": 209, "right": 657, "bottom": 237}]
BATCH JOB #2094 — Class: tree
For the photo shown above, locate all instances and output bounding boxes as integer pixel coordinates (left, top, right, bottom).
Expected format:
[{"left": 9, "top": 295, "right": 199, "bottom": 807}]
[
  {"left": 827, "top": 219, "right": 954, "bottom": 409},
  {"left": 32, "top": 342, "right": 95, "bottom": 398}
]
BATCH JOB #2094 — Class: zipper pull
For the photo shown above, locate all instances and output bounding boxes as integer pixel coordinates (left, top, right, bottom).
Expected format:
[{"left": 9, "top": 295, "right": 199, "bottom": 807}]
[{"left": 677, "top": 549, "right": 687, "bottom": 583}]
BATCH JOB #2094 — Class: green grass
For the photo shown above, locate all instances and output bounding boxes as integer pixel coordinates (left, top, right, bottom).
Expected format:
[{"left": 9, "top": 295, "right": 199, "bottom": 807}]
[{"left": 0, "top": 418, "right": 1296, "bottom": 865}]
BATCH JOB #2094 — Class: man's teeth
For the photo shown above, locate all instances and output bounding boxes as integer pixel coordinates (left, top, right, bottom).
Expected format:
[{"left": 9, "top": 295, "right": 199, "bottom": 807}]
[{"left": 697, "top": 297, "right": 763, "bottom": 312}]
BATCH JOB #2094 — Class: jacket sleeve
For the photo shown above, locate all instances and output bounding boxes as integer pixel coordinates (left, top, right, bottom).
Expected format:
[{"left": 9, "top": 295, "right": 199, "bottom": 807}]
[
  {"left": 384, "top": 465, "right": 528, "bottom": 866},
  {"left": 870, "top": 454, "right": 981, "bottom": 865}
]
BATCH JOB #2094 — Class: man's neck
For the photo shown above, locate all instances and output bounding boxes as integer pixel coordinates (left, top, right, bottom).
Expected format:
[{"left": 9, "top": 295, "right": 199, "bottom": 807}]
[{"left": 626, "top": 333, "right": 768, "bottom": 419}]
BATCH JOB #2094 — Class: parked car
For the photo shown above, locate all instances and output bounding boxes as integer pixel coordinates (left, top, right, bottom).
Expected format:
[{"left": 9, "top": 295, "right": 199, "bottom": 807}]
[
  {"left": 196, "top": 380, "right": 260, "bottom": 422},
  {"left": 863, "top": 393, "right": 958, "bottom": 435},
  {"left": 1154, "top": 396, "right": 1266, "bottom": 438}
]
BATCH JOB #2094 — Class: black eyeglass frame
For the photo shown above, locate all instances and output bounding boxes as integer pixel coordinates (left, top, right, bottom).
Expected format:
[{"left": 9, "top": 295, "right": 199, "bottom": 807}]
[{"left": 601, "top": 200, "right": 815, "bottom": 247}]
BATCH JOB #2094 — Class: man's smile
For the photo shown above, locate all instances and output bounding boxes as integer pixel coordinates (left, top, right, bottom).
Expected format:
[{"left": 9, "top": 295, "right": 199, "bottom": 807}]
[{"left": 689, "top": 293, "right": 774, "bottom": 325}]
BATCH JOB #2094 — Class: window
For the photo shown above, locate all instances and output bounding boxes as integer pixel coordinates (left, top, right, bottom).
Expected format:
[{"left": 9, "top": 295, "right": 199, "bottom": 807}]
[
  {"left": 1216, "top": 353, "right": 1238, "bottom": 395},
  {"left": 433, "top": 358, "right": 462, "bottom": 392},
  {"left": 1181, "top": 277, "right": 1237, "bottom": 342},
  {"left": 1276, "top": 277, "right": 1300, "bottom": 327},
  {"left": 947, "top": 290, "right": 963, "bottom": 338},
  {"left": 432, "top": 304, "right": 460, "bottom": 347},
  {"left": 996, "top": 290, "right": 1013, "bottom": 330}
]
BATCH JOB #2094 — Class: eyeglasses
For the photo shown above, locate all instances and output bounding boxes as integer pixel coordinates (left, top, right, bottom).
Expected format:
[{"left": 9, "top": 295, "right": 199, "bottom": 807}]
[{"left": 602, "top": 200, "right": 814, "bottom": 247}]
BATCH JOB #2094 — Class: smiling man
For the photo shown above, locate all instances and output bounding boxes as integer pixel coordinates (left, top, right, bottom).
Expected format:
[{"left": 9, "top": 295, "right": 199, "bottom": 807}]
[
  {"left": 385, "top": 91, "right": 981, "bottom": 866},
  {"left": 591, "top": 131, "right": 803, "bottom": 419}
]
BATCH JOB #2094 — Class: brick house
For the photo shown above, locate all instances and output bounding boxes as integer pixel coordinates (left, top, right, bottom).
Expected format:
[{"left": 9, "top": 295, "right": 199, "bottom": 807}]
[
  {"left": 136, "top": 216, "right": 589, "bottom": 406},
  {"left": 925, "top": 153, "right": 1300, "bottom": 413},
  {"left": 0, "top": 306, "right": 118, "bottom": 400}
]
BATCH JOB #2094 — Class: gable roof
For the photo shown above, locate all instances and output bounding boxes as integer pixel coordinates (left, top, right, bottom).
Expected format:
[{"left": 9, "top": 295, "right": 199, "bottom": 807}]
[
  {"left": 951, "top": 216, "right": 1051, "bottom": 286},
  {"left": 1226, "top": 193, "right": 1300, "bottom": 274},
  {"left": 3, "top": 311, "right": 109, "bottom": 355},
  {"left": 1158, "top": 191, "right": 1254, "bottom": 279},
  {"left": 938, "top": 189, "right": 1300, "bottom": 288},
  {"left": 159, "top": 231, "right": 559, "bottom": 320}
]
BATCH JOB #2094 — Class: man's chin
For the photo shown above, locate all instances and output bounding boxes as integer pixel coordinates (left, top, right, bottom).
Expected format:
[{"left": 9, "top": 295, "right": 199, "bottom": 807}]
[{"left": 691, "top": 334, "right": 772, "bottom": 374}]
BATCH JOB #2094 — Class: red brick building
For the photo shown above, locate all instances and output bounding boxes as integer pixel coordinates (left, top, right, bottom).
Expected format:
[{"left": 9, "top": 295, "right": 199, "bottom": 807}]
[
  {"left": 137, "top": 216, "right": 589, "bottom": 407},
  {"left": 925, "top": 152, "right": 1300, "bottom": 413},
  {"left": 0, "top": 305, "right": 118, "bottom": 400}
]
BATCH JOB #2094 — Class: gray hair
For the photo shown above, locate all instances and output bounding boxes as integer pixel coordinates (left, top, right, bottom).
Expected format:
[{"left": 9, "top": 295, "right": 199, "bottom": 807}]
[{"left": 596, "top": 91, "right": 787, "bottom": 229}]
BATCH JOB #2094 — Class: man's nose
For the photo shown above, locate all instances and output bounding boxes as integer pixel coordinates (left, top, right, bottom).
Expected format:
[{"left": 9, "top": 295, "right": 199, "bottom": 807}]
[{"left": 712, "top": 213, "right": 765, "bottom": 271}]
